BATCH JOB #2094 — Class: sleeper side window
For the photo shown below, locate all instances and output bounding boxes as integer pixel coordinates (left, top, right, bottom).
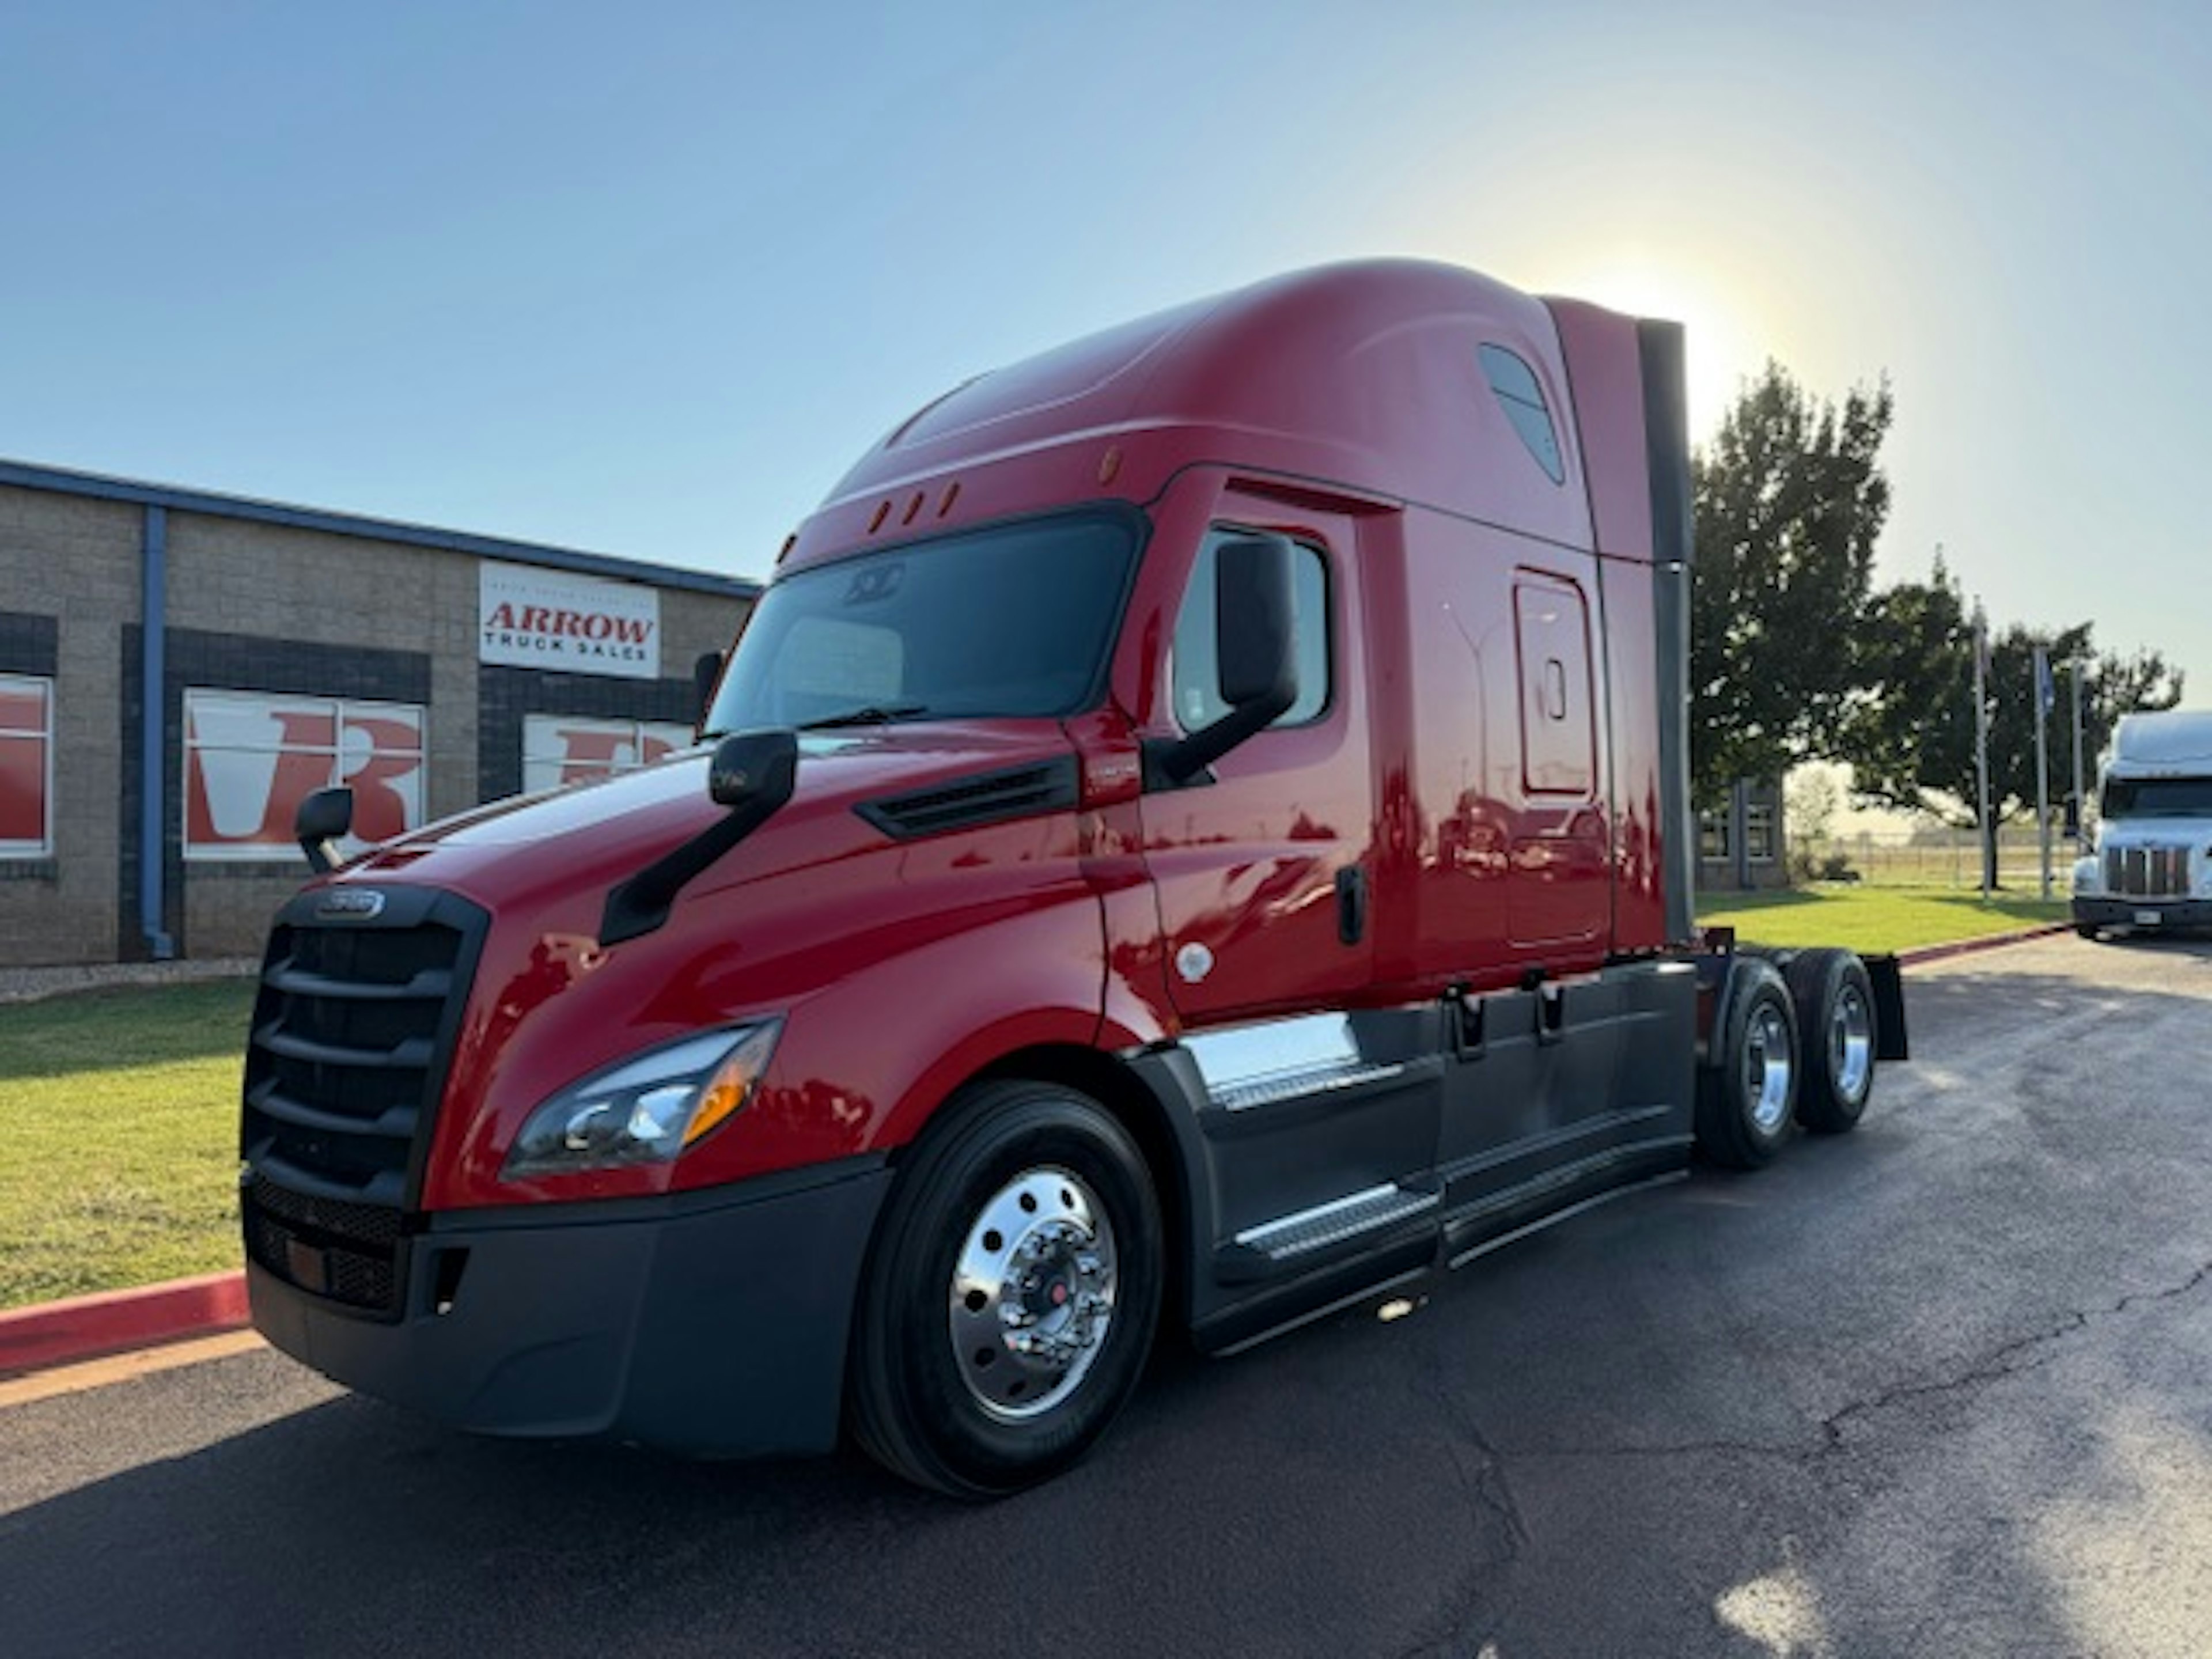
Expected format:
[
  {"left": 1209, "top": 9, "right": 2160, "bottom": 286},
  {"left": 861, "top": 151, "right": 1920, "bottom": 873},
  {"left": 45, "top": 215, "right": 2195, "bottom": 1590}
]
[
  {"left": 1172, "top": 529, "right": 1331, "bottom": 733},
  {"left": 1479, "top": 343, "right": 1566, "bottom": 485}
]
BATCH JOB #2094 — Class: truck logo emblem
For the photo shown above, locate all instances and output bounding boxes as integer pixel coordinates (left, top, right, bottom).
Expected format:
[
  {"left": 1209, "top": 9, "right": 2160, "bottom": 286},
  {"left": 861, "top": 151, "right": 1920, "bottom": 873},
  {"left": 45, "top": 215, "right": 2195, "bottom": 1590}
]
[
  {"left": 1175, "top": 942, "right": 1214, "bottom": 984},
  {"left": 315, "top": 889, "right": 387, "bottom": 921}
]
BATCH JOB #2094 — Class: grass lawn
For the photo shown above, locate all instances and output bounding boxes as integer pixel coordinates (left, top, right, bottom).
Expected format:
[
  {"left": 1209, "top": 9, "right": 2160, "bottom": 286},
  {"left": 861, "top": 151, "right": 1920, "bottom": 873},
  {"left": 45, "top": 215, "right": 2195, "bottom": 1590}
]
[
  {"left": 1696, "top": 884, "right": 2069, "bottom": 955},
  {"left": 0, "top": 977, "right": 257, "bottom": 1310}
]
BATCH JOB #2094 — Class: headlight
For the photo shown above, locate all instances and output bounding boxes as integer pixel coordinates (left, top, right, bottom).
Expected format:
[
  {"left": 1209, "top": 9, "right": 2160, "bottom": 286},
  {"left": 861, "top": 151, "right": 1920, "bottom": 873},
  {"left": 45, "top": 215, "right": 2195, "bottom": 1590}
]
[
  {"left": 2071, "top": 855, "right": 2100, "bottom": 896},
  {"left": 504, "top": 1021, "right": 782, "bottom": 1179}
]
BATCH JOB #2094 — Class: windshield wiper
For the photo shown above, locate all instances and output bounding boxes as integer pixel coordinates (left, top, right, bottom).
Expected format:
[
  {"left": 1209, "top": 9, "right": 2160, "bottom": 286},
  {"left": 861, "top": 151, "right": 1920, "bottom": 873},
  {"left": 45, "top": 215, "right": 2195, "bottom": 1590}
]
[{"left": 796, "top": 703, "right": 933, "bottom": 732}]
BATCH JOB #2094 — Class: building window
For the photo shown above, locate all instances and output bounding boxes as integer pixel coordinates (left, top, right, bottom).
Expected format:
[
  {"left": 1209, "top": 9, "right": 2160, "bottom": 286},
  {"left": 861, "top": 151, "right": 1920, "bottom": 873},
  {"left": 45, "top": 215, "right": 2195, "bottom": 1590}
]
[
  {"left": 0, "top": 673, "right": 54, "bottom": 857},
  {"left": 1172, "top": 530, "right": 1332, "bottom": 733},
  {"left": 184, "top": 691, "right": 425, "bottom": 861},
  {"left": 522, "top": 715, "right": 694, "bottom": 794},
  {"left": 1745, "top": 802, "right": 1777, "bottom": 863},
  {"left": 1478, "top": 343, "right": 1566, "bottom": 484},
  {"left": 1699, "top": 808, "right": 1730, "bottom": 861}
]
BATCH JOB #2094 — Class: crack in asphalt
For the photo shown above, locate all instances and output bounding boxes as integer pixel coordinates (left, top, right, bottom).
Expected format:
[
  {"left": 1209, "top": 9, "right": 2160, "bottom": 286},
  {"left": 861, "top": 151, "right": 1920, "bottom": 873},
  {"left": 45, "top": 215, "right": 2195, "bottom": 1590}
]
[
  {"left": 1498, "top": 1253, "right": 2212, "bottom": 1471},
  {"left": 1393, "top": 1336, "right": 1531, "bottom": 1659},
  {"left": 1389, "top": 1253, "right": 2212, "bottom": 1656}
]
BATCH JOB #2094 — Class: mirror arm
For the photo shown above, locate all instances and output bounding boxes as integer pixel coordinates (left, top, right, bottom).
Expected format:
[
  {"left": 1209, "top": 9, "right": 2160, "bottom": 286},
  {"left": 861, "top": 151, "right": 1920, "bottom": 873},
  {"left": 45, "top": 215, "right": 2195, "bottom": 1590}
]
[
  {"left": 599, "top": 730, "right": 798, "bottom": 946},
  {"left": 1142, "top": 681, "right": 1297, "bottom": 790}
]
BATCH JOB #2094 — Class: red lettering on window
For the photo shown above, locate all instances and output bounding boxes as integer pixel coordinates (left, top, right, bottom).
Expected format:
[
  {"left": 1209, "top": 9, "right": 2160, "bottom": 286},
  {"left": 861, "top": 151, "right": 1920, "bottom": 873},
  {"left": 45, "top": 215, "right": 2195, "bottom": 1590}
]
[{"left": 342, "top": 715, "right": 424, "bottom": 842}]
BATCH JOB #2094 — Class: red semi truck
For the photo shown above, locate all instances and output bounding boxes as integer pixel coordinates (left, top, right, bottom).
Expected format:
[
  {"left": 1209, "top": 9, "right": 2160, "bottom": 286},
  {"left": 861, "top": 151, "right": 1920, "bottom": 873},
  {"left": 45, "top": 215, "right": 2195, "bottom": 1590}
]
[{"left": 243, "top": 260, "right": 1906, "bottom": 1495}]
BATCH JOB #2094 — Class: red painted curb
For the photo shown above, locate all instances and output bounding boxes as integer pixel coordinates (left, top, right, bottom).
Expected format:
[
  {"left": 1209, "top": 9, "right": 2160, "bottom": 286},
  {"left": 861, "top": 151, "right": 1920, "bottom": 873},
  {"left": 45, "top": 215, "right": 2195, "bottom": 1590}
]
[
  {"left": 0, "top": 1270, "right": 248, "bottom": 1379},
  {"left": 1898, "top": 922, "right": 2071, "bottom": 967}
]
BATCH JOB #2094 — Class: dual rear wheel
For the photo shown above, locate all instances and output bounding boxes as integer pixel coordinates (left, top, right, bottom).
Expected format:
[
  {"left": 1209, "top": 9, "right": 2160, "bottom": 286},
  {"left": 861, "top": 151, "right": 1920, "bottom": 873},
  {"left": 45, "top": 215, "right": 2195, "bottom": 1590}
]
[{"left": 1696, "top": 949, "right": 1878, "bottom": 1168}]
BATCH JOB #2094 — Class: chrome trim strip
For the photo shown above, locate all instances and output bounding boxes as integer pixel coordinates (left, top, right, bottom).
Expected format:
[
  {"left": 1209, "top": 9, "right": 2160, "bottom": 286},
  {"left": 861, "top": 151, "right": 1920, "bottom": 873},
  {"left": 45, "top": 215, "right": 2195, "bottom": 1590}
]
[
  {"left": 1211, "top": 1061, "right": 1405, "bottom": 1114},
  {"left": 1233, "top": 1183, "right": 1438, "bottom": 1257}
]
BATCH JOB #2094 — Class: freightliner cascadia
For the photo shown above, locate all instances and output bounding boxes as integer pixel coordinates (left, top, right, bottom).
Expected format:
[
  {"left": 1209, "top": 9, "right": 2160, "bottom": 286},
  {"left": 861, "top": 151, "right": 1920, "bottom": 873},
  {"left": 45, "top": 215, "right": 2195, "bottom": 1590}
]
[{"left": 242, "top": 260, "right": 1908, "bottom": 1496}]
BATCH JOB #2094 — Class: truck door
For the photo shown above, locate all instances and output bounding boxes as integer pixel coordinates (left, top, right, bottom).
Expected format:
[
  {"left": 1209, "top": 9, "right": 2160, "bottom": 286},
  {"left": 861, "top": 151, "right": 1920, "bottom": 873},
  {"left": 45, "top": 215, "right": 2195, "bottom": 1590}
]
[
  {"left": 1505, "top": 571, "right": 1608, "bottom": 952},
  {"left": 1144, "top": 501, "right": 1374, "bottom": 1024}
]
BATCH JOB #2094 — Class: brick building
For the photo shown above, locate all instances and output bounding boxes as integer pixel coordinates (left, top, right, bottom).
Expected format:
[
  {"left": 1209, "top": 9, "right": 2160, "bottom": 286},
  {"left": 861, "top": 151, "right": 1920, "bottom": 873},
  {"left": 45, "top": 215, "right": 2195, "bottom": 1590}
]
[
  {"left": 0, "top": 459, "right": 756, "bottom": 967},
  {"left": 1696, "top": 776, "right": 1789, "bottom": 892}
]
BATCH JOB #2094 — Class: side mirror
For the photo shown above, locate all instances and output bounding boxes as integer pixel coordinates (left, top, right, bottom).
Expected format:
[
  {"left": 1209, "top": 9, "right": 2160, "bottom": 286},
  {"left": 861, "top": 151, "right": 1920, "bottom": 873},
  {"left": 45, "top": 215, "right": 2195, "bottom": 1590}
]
[
  {"left": 1214, "top": 535, "right": 1298, "bottom": 710},
  {"left": 296, "top": 786, "right": 354, "bottom": 876},
  {"left": 603, "top": 730, "right": 800, "bottom": 946},
  {"left": 709, "top": 729, "right": 799, "bottom": 811},
  {"left": 1151, "top": 535, "right": 1300, "bottom": 786},
  {"left": 2062, "top": 794, "right": 2082, "bottom": 839}
]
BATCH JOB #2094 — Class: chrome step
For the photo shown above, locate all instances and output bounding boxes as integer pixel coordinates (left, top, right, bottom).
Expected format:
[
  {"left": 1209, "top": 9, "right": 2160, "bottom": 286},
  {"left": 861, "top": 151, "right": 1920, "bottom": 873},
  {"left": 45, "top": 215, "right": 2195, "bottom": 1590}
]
[{"left": 1233, "top": 1183, "right": 1438, "bottom": 1263}]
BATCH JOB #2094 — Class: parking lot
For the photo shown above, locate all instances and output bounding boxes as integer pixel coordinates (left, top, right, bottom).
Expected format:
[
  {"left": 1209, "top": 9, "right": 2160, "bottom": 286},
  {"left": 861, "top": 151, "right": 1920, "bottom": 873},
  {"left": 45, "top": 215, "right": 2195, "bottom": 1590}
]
[{"left": 5, "top": 933, "right": 2210, "bottom": 1658}]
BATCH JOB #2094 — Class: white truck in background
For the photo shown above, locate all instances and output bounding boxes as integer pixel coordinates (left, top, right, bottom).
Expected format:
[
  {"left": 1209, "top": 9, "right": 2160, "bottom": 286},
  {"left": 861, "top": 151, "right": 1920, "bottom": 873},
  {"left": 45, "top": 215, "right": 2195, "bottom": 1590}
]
[{"left": 2071, "top": 710, "right": 2212, "bottom": 939}]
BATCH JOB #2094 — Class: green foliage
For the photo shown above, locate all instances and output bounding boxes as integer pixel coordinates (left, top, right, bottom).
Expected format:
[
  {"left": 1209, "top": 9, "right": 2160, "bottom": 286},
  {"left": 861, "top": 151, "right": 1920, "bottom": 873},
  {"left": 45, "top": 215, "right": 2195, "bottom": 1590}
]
[
  {"left": 1837, "top": 552, "right": 2185, "bottom": 882},
  {"left": 1697, "top": 886, "right": 2065, "bottom": 954},
  {"left": 0, "top": 978, "right": 255, "bottom": 1308},
  {"left": 1691, "top": 362, "right": 1894, "bottom": 804}
]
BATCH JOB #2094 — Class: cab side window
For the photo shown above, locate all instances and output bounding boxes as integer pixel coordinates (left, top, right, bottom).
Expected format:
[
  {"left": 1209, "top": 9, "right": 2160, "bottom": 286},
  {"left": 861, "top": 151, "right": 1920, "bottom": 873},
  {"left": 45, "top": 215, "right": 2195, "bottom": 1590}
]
[{"left": 1172, "top": 530, "right": 1331, "bottom": 732}]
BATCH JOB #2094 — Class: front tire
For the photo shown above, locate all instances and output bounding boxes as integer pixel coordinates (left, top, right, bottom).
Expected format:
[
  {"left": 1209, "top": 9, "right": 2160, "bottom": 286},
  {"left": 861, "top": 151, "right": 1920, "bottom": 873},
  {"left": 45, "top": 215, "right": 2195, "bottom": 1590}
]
[
  {"left": 1696, "top": 958, "right": 1800, "bottom": 1169},
  {"left": 849, "top": 1079, "right": 1163, "bottom": 1498}
]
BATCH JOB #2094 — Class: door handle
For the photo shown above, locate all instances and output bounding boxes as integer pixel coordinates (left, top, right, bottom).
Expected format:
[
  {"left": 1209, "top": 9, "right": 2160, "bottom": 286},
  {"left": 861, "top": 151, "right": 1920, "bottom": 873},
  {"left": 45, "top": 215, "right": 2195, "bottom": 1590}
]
[{"left": 1335, "top": 865, "right": 1367, "bottom": 946}]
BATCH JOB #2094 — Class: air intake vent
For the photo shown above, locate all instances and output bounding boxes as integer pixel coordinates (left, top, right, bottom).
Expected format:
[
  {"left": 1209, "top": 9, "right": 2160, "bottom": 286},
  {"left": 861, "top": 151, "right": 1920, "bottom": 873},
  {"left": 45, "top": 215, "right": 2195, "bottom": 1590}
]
[{"left": 857, "top": 756, "right": 1080, "bottom": 840}]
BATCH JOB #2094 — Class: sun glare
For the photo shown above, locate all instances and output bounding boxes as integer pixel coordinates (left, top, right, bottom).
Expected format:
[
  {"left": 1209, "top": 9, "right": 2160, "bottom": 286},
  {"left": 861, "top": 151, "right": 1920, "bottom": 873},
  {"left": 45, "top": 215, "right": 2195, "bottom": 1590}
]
[{"left": 1547, "top": 254, "right": 1763, "bottom": 438}]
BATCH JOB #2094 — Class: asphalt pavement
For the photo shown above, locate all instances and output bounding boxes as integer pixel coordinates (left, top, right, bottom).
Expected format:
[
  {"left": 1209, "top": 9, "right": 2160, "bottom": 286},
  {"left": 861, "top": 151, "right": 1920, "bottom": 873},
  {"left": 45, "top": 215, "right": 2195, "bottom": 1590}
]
[{"left": 4, "top": 933, "right": 2210, "bottom": 1658}]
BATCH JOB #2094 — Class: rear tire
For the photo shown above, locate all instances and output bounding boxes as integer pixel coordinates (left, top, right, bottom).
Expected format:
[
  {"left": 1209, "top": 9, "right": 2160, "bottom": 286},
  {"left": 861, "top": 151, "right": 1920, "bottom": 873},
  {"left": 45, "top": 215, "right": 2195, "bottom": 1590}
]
[
  {"left": 1785, "top": 948, "right": 1877, "bottom": 1134},
  {"left": 848, "top": 1079, "right": 1162, "bottom": 1498},
  {"left": 1696, "top": 959, "right": 1800, "bottom": 1169}
]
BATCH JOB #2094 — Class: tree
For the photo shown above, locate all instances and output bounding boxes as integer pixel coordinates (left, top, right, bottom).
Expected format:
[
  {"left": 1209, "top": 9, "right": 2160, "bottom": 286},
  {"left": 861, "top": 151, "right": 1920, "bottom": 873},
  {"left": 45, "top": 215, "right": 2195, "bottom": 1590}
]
[
  {"left": 1839, "top": 556, "right": 2185, "bottom": 885},
  {"left": 1783, "top": 765, "right": 1843, "bottom": 882},
  {"left": 1691, "top": 362, "right": 1895, "bottom": 806}
]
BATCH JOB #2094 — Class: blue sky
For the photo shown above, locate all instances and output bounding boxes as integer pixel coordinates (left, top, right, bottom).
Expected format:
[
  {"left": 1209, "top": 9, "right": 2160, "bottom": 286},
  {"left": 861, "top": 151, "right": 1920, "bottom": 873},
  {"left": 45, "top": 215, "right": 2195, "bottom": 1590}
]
[{"left": 5, "top": 2, "right": 2207, "bottom": 700}]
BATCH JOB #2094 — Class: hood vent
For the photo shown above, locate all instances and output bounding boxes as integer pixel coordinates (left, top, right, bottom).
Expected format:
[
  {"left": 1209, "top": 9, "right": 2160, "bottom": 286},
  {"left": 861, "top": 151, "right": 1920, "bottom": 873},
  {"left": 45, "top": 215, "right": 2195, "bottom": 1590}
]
[{"left": 857, "top": 756, "right": 1080, "bottom": 840}]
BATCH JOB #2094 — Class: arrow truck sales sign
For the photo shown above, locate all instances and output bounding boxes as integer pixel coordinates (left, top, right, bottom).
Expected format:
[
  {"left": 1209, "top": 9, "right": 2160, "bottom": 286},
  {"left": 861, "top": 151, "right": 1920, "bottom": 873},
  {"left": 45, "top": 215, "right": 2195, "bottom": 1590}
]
[{"left": 479, "top": 562, "right": 661, "bottom": 679}]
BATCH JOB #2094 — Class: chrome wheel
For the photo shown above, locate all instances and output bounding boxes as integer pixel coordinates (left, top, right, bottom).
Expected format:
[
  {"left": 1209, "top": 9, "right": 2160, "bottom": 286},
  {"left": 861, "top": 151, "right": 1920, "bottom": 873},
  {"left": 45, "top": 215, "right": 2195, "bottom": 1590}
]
[
  {"left": 1830, "top": 983, "right": 1873, "bottom": 1104},
  {"left": 1744, "top": 1001, "right": 1795, "bottom": 1134},
  {"left": 949, "top": 1166, "right": 1118, "bottom": 1422}
]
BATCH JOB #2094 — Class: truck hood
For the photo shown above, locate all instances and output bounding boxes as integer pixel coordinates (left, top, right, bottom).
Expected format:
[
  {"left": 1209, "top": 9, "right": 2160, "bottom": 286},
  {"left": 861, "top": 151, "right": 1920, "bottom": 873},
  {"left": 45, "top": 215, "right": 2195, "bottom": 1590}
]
[{"left": 335, "top": 719, "right": 1076, "bottom": 916}]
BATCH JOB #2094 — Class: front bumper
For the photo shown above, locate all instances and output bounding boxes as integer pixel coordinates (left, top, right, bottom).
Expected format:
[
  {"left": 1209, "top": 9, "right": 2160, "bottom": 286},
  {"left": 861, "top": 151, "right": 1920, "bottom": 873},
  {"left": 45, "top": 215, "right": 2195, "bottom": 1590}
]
[
  {"left": 248, "top": 1157, "right": 891, "bottom": 1457},
  {"left": 2072, "top": 896, "right": 2212, "bottom": 933}
]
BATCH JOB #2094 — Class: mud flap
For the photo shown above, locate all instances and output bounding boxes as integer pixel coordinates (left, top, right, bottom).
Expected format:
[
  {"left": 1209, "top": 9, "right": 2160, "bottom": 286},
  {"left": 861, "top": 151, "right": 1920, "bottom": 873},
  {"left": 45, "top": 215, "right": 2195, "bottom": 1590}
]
[{"left": 1864, "top": 953, "right": 1910, "bottom": 1061}]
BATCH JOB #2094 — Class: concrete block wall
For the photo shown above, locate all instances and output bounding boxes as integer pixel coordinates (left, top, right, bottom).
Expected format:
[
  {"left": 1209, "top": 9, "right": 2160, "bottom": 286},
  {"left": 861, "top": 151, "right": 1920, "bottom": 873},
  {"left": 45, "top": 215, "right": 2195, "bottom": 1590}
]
[
  {"left": 0, "top": 471, "right": 755, "bottom": 967},
  {"left": 0, "top": 487, "right": 142, "bottom": 967}
]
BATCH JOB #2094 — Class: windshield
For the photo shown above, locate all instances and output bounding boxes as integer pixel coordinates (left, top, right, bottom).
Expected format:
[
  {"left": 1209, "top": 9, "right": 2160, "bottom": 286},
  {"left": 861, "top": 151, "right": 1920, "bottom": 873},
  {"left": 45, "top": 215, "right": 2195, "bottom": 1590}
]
[
  {"left": 2102, "top": 777, "right": 2212, "bottom": 819},
  {"left": 706, "top": 512, "right": 1139, "bottom": 734}
]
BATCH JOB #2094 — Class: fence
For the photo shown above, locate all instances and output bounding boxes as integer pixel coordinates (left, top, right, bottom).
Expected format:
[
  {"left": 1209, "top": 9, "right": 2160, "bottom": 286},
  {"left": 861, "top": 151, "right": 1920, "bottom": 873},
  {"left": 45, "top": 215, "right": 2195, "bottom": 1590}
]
[{"left": 1788, "top": 822, "right": 2083, "bottom": 892}]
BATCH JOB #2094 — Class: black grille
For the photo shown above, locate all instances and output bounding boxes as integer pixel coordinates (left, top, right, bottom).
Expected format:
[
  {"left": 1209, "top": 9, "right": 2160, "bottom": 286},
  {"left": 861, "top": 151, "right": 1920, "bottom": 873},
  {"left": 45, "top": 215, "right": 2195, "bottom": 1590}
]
[
  {"left": 243, "top": 1174, "right": 400, "bottom": 1314},
  {"left": 241, "top": 887, "right": 485, "bottom": 1318},
  {"left": 855, "top": 756, "right": 1080, "bottom": 840}
]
